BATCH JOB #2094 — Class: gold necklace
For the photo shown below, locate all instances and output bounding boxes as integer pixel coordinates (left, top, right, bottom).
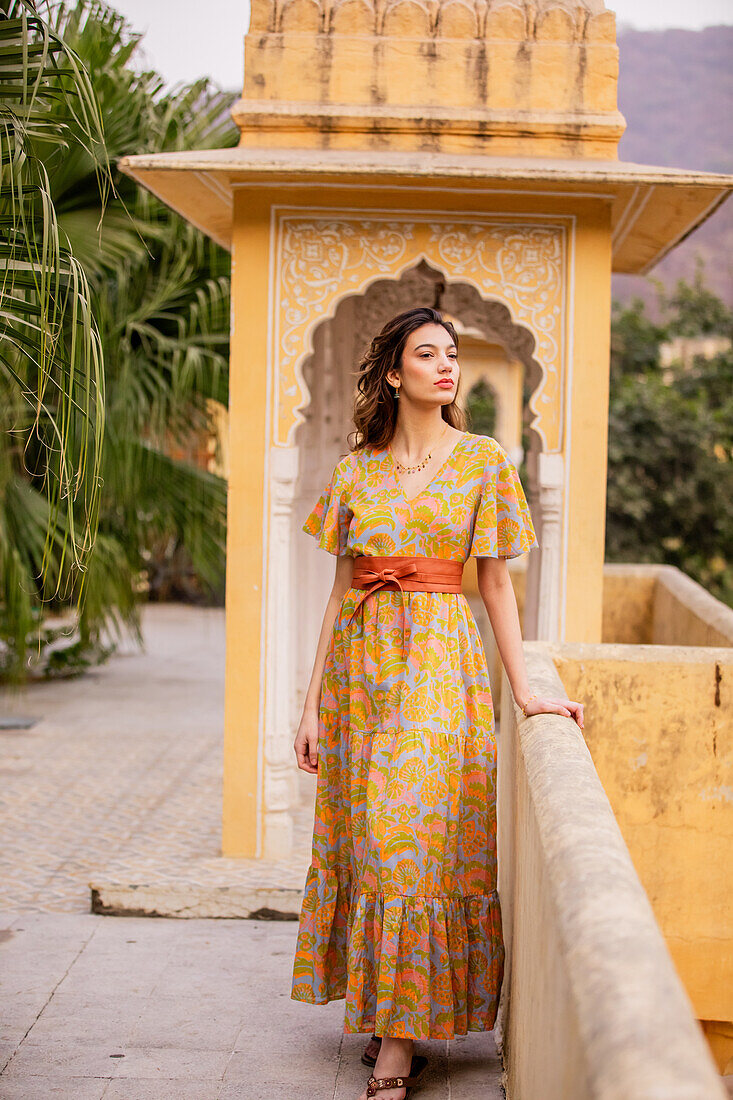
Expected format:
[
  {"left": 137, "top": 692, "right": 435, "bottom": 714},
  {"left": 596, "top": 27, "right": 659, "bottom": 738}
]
[{"left": 389, "top": 425, "right": 449, "bottom": 474}]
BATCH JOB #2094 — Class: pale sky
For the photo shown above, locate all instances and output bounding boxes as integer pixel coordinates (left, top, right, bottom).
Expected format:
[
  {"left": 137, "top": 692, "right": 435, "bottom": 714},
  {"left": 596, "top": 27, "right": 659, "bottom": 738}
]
[{"left": 113, "top": 0, "right": 733, "bottom": 90}]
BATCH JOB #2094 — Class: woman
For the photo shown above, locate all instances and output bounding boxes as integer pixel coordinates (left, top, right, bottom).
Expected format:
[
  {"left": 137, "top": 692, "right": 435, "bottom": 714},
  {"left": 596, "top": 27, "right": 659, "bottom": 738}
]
[{"left": 291, "top": 307, "right": 584, "bottom": 1100}]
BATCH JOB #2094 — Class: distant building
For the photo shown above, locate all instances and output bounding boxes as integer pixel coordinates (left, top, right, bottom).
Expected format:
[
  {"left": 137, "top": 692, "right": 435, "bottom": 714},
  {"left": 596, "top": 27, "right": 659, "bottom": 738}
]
[{"left": 660, "top": 334, "right": 731, "bottom": 371}]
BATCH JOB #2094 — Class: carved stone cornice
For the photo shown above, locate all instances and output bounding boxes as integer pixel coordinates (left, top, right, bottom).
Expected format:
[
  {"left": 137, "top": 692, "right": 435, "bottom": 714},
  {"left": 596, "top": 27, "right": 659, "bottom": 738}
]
[
  {"left": 239, "top": 0, "right": 623, "bottom": 157},
  {"left": 250, "top": 0, "right": 612, "bottom": 40}
]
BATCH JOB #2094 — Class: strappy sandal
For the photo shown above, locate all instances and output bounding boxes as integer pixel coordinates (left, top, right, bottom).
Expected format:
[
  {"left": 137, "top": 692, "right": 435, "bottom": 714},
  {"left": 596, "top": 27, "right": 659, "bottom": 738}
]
[
  {"left": 365, "top": 1054, "right": 428, "bottom": 1098},
  {"left": 361, "top": 1033, "right": 382, "bottom": 1067}
]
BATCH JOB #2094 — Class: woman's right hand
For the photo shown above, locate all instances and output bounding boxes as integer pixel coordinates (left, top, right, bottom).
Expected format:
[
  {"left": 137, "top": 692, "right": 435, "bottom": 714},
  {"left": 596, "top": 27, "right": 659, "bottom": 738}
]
[
  {"left": 522, "top": 694, "right": 584, "bottom": 729},
  {"left": 294, "top": 709, "right": 319, "bottom": 774}
]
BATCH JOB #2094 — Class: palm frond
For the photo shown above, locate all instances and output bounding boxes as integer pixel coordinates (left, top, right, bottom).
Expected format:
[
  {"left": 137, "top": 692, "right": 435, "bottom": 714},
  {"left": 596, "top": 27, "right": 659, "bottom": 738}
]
[
  {"left": 0, "top": 0, "right": 109, "bottom": 631},
  {"left": 1, "top": 0, "right": 237, "bottom": 681}
]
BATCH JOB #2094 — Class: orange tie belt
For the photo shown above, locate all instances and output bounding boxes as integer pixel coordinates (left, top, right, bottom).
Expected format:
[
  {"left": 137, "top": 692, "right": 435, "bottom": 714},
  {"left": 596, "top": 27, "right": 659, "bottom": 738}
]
[{"left": 348, "top": 554, "right": 464, "bottom": 653}]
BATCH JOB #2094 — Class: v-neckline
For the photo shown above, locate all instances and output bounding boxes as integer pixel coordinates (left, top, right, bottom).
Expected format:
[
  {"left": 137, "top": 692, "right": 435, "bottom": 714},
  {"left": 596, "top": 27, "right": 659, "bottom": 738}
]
[{"left": 387, "top": 431, "right": 470, "bottom": 505}]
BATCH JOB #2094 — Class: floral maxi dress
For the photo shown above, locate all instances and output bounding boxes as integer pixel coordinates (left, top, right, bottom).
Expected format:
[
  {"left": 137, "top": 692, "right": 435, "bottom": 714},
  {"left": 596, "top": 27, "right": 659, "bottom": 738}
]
[{"left": 290, "top": 431, "right": 538, "bottom": 1039}]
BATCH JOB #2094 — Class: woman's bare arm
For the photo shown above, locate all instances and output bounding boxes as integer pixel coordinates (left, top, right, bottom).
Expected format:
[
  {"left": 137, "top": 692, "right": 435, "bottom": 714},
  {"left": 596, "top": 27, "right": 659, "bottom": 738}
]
[
  {"left": 476, "top": 556, "right": 584, "bottom": 729},
  {"left": 294, "top": 553, "right": 354, "bottom": 773}
]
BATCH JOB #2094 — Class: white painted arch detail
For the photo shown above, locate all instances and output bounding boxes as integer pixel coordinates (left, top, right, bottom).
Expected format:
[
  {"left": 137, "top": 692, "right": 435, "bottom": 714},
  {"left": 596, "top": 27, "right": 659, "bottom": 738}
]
[{"left": 270, "top": 204, "right": 569, "bottom": 455}]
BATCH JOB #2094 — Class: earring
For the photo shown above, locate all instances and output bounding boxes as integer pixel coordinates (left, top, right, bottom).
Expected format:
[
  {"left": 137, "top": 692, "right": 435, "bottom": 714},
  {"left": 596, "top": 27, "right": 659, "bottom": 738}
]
[{"left": 393, "top": 384, "right": 400, "bottom": 399}]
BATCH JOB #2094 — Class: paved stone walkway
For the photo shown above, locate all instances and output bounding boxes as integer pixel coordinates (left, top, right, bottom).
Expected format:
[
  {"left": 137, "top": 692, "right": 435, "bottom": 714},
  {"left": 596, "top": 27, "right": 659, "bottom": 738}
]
[
  {"left": 0, "top": 604, "right": 313, "bottom": 914},
  {"left": 0, "top": 910, "right": 503, "bottom": 1099},
  {"left": 0, "top": 604, "right": 505, "bottom": 1098}
]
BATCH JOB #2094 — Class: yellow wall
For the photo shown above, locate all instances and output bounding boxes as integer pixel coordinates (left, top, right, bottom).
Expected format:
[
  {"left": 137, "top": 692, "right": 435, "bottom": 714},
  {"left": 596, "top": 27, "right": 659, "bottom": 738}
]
[
  {"left": 452, "top": 334, "right": 525, "bottom": 450},
  {"left": 266, "top": 179, "right": 611, "bottom": 645},
  {"left": 499, "top": 642, "right": 728, "bottom": 1095},
  {"left": 564, "top": 203, "right": 613, "bottom": 642},
  {"left": 601, "top": 565, "right": 733, "bottom": 648},
  {"left": 556, "top": 647, "right": 733, "bottom": 1033},
  {"left": 222, "top": 191, "right": 273, "bottom": 856},
  {"left": 224, "top": 180, "right": 615, "bottom": 854},
  {"left": 602, "top": 569, "right": 657, "bottom": 643}
]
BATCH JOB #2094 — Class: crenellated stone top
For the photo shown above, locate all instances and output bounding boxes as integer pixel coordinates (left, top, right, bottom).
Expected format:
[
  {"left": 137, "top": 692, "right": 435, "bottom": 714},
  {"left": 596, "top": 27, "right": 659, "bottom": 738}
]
[
  {"left": 249, "top": 0, "right": 613, "bottom": 41},
  {"left": 237, "top": 0, "right": 624, "bottom": 159}
]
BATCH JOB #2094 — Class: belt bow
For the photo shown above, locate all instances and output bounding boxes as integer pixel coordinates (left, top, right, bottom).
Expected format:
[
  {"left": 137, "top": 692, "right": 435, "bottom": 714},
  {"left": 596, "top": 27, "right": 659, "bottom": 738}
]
[
  {"left": 346, "top": 555, "right": 463, "bottom": 658},
  {"left": 347, "top": 560, "right": 418, "bottom": 653}
]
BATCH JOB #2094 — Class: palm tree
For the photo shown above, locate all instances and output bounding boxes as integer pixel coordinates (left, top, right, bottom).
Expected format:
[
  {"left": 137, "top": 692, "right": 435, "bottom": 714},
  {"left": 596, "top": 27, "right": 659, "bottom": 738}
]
[
  {"left": 1, "top": 0, "right": 108, "bottom": 682},
  {"left": 1, "top": 0, "right": 237, "bottom": 683}
]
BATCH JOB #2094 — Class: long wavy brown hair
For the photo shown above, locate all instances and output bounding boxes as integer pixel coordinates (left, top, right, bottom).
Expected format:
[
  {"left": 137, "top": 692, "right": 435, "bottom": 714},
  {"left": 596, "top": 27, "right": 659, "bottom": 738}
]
[{"left": 346, "top": 307, "right": 467, "bottom": 453}]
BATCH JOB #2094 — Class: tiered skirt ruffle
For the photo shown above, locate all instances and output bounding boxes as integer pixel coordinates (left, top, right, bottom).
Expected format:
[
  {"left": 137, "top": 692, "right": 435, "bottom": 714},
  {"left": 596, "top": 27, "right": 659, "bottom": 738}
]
[{"left": 291, "top": 864, "right": 505, "bottom": 1039}]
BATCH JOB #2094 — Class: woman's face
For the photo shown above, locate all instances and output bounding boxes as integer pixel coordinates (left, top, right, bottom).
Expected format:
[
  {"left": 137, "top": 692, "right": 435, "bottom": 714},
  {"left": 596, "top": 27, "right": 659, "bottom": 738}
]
[{"left": 387, "top": 323, "right": 459, "bottom": 408}]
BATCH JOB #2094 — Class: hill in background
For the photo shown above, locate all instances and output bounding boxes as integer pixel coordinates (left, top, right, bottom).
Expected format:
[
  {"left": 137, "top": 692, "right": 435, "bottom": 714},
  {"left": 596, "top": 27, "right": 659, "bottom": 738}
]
[{"left": 613, "top": 25, "right": 732, "bottom": 310}]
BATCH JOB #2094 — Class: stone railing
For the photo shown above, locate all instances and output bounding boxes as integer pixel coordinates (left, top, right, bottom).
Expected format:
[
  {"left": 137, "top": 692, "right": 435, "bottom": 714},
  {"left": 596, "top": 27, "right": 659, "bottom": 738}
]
[
  {"left": 602, "top": 563, "right": 733, "bottom": 647},
  {"left": 495, "top": 642, "right": 725, "bottom": 1099}
]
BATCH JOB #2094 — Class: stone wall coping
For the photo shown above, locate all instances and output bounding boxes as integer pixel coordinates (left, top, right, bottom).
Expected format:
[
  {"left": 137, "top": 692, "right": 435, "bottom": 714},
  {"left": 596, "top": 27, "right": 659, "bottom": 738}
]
[
  {"left": 515, "top": 642, "right": 726, "bottom": 1097},
  {"left": 602, "top": 562, "right": 733, "bottom": 645},
  {"left": 542, "top": 638, "right": 733, "bottom": 664}
]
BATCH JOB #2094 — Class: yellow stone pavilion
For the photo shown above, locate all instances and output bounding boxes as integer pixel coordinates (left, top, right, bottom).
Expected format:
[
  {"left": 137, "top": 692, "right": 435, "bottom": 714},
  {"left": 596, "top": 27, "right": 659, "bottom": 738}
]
[
  {"left": 122, "top": 0, "right": 729, "bottom": 859},
  {"left": 120, "top": 6, "right": 733, "bottom": 1088}
]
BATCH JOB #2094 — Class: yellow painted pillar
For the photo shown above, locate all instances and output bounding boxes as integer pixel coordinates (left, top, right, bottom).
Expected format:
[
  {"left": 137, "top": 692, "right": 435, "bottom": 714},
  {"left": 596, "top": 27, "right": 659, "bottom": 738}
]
[
  {"left": 564, "top": 201, "right": 614, "bottom": 643},
  {"left": 221, "top": 191, "right": 271, "bottom": 856}
]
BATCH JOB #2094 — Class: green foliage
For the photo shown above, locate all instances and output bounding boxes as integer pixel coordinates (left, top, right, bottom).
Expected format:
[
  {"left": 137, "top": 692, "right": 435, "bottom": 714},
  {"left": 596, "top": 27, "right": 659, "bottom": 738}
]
[
  {"left": 0, "top": 0, "right": 236, "bottom": 683},
  {"left": 606, "top": 274, "right": 733, "bottom": 607},
  {"left": 0, "top": 0, "right": 108, "bottom": 680},
  {"left": 659, "top": 259, "right": 733, "bottom": 339},
  {"left": 465, "top": 378, "right": 497, "bottom": 437},
  {"left": 610, "top": 294, "right": 668, "bottom": 378}
]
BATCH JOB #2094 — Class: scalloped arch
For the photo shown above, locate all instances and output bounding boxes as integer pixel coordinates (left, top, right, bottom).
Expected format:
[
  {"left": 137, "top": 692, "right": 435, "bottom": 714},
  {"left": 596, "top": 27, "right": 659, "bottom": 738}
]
[
  {"left": 300, "top": 260, "right": 545, "bottom": 449},
  {"left": 269, "top": 209, "right": 568, "bottom": 453}
]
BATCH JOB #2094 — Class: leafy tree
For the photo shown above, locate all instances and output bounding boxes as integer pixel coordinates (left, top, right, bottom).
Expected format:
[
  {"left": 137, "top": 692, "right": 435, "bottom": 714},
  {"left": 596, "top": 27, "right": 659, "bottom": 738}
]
[
  {"left": 465, "top": 378, "right": 497, "bottom": 437},
  {"left": 610, "top": 294, "right": 668, "bottom": 379},
  {"left": 660, "top": 258, "right": 733, "bottom": 339},
  {"left": 1, "top": 1, "right": 237, "bottom": 683},
  {"left": 675, "top": 347, "right": 733, "bottom": 446},
  {"left": 606, "top": 278, "right": 732, "bottom": 606}
]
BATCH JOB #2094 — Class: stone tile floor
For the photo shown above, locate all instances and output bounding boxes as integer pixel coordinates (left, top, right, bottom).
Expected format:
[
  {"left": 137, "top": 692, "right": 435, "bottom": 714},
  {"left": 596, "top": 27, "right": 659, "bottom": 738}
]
[
  {"left": 0, "top": 603, "right": 505, "bottom": 1098},
  {"left": 0, "top": 910, "right": 504, "bottom": 1099},
  {"left": 0, "top": 604, "right": 311, "bottom": 914}
]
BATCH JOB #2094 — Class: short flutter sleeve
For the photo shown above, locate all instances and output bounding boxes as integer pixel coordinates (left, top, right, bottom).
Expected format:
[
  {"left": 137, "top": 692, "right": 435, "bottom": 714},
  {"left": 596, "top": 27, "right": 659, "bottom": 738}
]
[
  {"left": 469, "top": 443, "right": 539, "bottom": 559},
  {"left": 302, "top": 454, "right": 354, "bottom": 556}
]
